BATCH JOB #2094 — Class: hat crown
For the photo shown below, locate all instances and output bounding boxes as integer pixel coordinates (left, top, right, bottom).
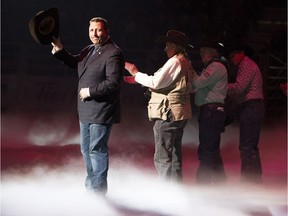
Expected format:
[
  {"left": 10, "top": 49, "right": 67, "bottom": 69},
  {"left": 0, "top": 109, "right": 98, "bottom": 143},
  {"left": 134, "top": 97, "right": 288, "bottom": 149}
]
[
  {"left": 156, "top": 30, "right": 193, "bottom": 48},
  {"left": 197, "top": 37, "right": 224, "bottom": 50},
  {"left": 166, "top": 30, "right": 186, "bottom": 38},
  {"left": 166, "top": 30, "right": 189, "bottom": 45},
  {"left": 39, "top": 17, "right": 55, "bottom": 35},
  {"left": 29, "top": 7, "right": 59, "bottom": 45}
]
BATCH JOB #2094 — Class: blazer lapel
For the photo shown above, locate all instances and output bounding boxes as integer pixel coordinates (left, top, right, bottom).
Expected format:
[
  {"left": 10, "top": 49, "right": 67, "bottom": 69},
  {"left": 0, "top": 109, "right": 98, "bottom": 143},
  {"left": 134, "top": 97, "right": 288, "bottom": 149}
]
[
  {"left": 79, "top": 40, "right": 110, "bottom": 78},
  {"left": 85, "top": 46, "right": 101, "bottom": 67},
  {"left": 78, "top": 46, "right": 95, "bottom": 77}
]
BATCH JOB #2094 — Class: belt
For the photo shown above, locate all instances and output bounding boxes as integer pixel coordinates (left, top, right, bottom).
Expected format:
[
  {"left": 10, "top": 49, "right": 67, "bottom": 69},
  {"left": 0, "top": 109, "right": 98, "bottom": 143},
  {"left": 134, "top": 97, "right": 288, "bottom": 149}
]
[
  {"left": 199, "top": 102, "right": 224, "bottom": 110},
  {"left": 241, "top": 99, "right": 264, "bottom": 106}
]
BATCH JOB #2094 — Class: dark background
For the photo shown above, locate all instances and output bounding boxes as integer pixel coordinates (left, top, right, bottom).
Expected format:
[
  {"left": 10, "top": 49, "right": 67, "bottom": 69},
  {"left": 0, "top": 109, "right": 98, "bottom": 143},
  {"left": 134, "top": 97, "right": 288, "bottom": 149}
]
[{"left": 1, "top": 0, "right": 287, "bottom": 111}]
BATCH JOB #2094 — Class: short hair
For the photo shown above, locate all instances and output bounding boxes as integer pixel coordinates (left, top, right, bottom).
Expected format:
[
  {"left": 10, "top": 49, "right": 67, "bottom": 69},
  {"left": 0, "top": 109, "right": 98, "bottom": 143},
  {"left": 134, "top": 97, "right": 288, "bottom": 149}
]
[{"left": 89, "top": 17, "right": 109, "bottom": 30}]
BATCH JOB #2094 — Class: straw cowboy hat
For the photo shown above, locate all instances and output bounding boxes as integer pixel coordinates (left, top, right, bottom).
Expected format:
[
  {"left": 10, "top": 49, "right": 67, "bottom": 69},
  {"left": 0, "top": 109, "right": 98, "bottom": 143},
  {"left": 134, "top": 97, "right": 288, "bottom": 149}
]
[
  {"left": 156, "top": 30, "right": 194, "bottom": 48},
  {"left": 29, "top": 7, "right": 59, "bottom": 45}
]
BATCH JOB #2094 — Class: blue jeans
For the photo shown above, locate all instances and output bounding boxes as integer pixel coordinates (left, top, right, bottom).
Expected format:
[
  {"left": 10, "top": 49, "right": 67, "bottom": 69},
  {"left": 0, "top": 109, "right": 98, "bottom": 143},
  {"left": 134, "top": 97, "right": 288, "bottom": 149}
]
[
  {"left": 196, "top": 106, "right": 227, "bottom": 184},
  {"left": 79, "top": 122, "right": 112, "bottom": 194},
  {"left": 238, "top": 101, "right": 265, "bottom": 183},
  {"left": 153, "top": 112, "right": 188, "bottom": 181}
]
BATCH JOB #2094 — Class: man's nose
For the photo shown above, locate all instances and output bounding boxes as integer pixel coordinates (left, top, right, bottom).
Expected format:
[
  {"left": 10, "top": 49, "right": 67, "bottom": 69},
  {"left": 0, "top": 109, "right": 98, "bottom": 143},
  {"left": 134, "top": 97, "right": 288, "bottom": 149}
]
[{"left": 92, "top": 30, "right": 98, "bottom": 36}]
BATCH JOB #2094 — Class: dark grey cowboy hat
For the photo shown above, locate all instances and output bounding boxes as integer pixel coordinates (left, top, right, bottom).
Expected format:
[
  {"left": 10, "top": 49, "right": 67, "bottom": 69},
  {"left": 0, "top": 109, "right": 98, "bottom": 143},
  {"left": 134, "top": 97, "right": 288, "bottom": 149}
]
[
  {"left": 156, "top": 30, "right": 194, "bottom": 48},
  {"left": 29, "top": 7, "right": 59, "bottom": 45}
]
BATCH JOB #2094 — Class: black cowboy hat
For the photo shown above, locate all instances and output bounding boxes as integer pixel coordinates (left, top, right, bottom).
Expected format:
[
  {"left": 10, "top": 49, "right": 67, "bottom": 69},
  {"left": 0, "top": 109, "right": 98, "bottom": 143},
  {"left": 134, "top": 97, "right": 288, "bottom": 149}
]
[
  {"left": 195, "top": 37, "right": 225, "bottom": 51},
  {"left": 29, "top": 7, "right": 59, "bottom": 45},
  {"left": 156, "top": 30, "right": 194, "bottom": 48},
  {"left": 226, "top": 43, "right": 254, "bottom": 58}
]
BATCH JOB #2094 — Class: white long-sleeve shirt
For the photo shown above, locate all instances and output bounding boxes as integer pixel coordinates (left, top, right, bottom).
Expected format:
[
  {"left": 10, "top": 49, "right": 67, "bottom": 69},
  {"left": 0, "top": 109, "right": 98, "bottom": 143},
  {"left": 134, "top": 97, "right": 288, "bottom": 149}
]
[{"left": 134, "top": 55, "right": 182, "bottom": 90}]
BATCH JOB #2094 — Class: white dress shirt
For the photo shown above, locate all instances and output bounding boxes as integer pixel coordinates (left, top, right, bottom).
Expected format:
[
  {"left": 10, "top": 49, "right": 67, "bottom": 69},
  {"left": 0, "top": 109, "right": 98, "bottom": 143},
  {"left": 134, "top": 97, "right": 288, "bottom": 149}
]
[{"left": 135, "top": 55, "right": 182, "bottom": 90}]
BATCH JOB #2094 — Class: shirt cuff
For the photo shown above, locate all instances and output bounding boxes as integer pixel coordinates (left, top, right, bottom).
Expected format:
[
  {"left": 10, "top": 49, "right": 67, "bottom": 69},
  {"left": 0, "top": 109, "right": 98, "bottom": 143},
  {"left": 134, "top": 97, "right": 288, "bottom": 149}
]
[{"left": 87, "top": 88, "right": 90, "bottom": 97}]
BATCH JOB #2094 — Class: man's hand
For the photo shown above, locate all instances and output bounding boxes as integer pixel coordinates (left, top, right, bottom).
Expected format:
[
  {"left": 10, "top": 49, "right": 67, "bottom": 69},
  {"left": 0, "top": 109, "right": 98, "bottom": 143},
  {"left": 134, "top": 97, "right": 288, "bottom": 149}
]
[
  {"left": 125, "top": 62, "right": 138, "bottom": 76},
  {"left": 79, "top": 88, "right": 90, "bottom": 101},
  {"left": 51, "top": 36, "right": 63, "bottom": 53}
]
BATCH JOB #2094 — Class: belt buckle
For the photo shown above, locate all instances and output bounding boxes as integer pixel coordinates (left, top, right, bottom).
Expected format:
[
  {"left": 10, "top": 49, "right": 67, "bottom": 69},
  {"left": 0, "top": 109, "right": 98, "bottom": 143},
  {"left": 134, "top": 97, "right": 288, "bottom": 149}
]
[{"left": 217, "top": 106, "right": 224, "bottom": 111}]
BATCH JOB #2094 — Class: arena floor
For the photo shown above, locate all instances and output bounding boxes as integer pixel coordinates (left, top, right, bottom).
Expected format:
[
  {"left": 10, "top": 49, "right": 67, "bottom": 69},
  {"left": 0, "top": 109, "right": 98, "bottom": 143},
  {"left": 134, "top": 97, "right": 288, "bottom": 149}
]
[{"left": 1, "top": 107, "right": 287, "bottom": 216}]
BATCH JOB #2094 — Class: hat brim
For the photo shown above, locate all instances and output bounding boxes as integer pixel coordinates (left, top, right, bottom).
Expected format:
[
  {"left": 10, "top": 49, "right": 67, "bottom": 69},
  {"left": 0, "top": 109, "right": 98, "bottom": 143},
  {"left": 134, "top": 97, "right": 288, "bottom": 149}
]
[
  {"left": 195, "top": 41, "right": 224, "bottom": 51},
  {"left": 156, "top": 36, "right": 193, "bottom": 49},
  {"left": 29, "top": 7, "right": 59, "bottom": 45}
]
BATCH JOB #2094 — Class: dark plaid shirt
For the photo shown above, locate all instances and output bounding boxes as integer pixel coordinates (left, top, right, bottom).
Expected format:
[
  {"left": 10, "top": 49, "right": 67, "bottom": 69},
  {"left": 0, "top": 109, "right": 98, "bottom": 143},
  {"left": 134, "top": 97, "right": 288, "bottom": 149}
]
[{"left": 228, "top": 56, "right": 263, "bottom": 104}]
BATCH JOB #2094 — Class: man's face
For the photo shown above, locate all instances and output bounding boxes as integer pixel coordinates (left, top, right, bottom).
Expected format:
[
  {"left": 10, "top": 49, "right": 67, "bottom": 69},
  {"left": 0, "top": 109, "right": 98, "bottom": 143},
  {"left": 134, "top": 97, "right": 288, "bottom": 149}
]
[
  {"left": 89, "top": 21, "right": 108, "bottom": 45},
  {"left": 229, "top": 51, "right": 245, "bottom": 66},
  {"left": 199, "top": 47, "right": 216, "bottom": 64},
  {"left": 164, "top": 42, "right": 176, "bottom": 58}
]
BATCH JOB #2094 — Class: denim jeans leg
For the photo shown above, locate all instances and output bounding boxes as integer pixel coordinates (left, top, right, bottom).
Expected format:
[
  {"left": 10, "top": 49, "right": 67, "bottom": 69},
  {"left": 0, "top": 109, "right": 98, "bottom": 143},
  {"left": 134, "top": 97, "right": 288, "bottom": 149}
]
[
  {"left": 79, "top": 122, "right": 93, "bottom": 190},
  {"left": 196, "top": 108, "right": 226, "bottom": 184},
  {"left": 171, "top": 122, "right": 187, "bottom": 181},
  {"left": 153, "top": 120, "right": 173, "bottom": 180},
  {"left": 239, "top": 103, "right": 265, "bottom": 183},
  {"left": 79, "top": 122, "right": 112, "bottom": 193},
  {"left": 153, "top": 115, "right": 187, "bottom": 181},
  {"left": 90, "top": 123, "right": 111, "bottom": 193}
]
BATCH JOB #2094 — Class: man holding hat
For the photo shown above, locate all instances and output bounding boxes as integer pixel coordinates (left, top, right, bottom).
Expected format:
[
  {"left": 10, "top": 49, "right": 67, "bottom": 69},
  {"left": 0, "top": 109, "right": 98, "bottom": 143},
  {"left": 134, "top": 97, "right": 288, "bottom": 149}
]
[
  {"left": 227, "top": 44, "right": 265, "bottom": 184},
  {"left": 49, "top": 16, "right": 124, "bottom": 194},
  {"left": 124, "top": 30, "right": 195, "bottom": 181},
  {"left": 30, "top": 9, "right": 125, "bottom": 194},
  {"left": 192, "top": 38, "right": 228, "bottom": 185}
]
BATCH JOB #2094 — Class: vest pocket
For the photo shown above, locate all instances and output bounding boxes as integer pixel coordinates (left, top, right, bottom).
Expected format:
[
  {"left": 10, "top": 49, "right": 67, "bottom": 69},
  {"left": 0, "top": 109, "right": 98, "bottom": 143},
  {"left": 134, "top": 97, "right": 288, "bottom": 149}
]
[{"left": 147, "top": 98, "right": 170, "bottom": 121}]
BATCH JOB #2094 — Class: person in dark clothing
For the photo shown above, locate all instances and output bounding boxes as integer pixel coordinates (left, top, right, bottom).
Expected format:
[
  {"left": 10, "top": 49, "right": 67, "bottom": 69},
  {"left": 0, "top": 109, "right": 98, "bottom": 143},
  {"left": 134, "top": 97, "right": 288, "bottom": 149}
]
[{"left": 51, "top": 17, "right": 124, "bottom": 194}]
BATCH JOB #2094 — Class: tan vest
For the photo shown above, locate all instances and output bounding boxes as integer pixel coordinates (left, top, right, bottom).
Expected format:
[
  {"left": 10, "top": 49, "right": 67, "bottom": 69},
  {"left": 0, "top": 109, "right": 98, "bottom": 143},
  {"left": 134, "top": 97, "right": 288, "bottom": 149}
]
[{"left": 147, "top": 54, "right": 195, "bottom": 121}]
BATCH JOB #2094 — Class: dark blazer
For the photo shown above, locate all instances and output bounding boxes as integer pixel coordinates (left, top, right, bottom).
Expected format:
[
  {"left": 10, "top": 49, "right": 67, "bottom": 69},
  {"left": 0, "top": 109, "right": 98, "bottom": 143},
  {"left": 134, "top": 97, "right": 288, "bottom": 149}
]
[{"left": 54, "top": 38, "right": 124, "bottom": 124}]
